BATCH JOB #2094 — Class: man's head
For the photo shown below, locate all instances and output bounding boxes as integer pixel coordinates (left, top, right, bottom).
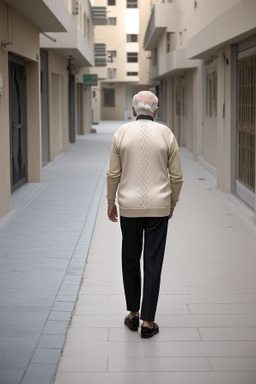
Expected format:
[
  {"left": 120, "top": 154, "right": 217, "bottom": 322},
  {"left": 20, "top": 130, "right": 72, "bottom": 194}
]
[{"left": 132, "top": 91, "right": 158, "bottom": 118}]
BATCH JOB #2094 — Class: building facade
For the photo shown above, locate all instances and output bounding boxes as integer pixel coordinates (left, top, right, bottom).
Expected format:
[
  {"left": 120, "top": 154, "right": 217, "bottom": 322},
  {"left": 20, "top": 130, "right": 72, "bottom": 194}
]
[
  {"left": 91, "top": 0, "right": 155, "bottom": 122},
  {"left": 0, "top": 0, "right": 103, "bottom": 220},
  {"left": 143, "top": 0, "right": 256, "bottom": 222}
]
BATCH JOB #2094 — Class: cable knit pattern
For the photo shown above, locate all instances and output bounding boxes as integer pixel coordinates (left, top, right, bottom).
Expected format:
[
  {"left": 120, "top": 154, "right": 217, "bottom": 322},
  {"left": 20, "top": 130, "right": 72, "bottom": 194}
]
[
  {"left": 140, "top": 123, "right": 150, "bottom": 209},
  {"left": 106, "top": 120, "right": 183, "bottom": 217}
]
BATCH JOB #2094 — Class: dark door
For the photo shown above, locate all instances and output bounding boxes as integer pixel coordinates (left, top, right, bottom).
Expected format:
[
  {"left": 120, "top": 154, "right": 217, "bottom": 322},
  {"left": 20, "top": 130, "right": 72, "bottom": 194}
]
[
  {"left": 9, "top": 54, "right": 26, "bottom": 192},
  {"left": 40, "top": 50, "right": 49, "bottom": 165},
  {"left": 237, "top": 52, "right": 256, "bottom": 208}
]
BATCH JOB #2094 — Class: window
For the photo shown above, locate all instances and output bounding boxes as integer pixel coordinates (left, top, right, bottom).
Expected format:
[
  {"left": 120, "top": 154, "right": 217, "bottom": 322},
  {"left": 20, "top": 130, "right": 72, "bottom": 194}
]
[
  {"left": 107, "top": 17, "right": 117, "bottom": 25},
  {"left": 127, "top": 52, "right": 138, "bottom": 63},
  {"left": 152, "top": 48, "right": 158, "bottom": 66},
  {"left": 127, "top": 0, "right": 137, "bottom": 8},
  {"left": 107, "top": 69, "right": 116, "bottom": 79},
  {"left": 181, "top": 86, "right": 187, "bottom": 116},
  {"left": 108, "top": 0, "right": 115, "bottom": 4},
  {"left": 127, "top": 72, "right": 138, "bottom": 76},
  {"left": 127, "top": 34, "right": 138, "bottom": 42},
  {"left": 206, "top": 71, "right": 217, "bottom": 117},
  {"left": 103, "top": 89, "right": 115, "bottom": 107},
  {"left": 166, "top": 32, "right": 172, "bottom": 53},
  {"left": 107, "top": 51, "right": 117, "bottom": 62}
]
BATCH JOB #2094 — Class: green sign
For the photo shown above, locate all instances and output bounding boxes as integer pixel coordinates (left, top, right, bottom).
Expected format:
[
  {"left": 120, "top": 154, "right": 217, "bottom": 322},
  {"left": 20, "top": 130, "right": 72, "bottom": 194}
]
[{"left": 83, "top": 74, "right": 98, "bottom": 86}]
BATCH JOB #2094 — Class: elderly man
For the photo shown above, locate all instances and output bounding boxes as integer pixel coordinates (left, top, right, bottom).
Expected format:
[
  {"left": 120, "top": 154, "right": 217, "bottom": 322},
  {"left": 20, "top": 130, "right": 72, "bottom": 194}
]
[{"left": 107, "top": 90, "right": 183, "bottom": 338}]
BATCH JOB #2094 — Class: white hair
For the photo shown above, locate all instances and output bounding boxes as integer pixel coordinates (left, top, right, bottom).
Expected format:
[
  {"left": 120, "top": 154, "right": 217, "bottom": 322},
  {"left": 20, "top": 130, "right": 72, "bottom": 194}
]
[{"left": 133, "top": 91, "right": 158, "bottom": 117}]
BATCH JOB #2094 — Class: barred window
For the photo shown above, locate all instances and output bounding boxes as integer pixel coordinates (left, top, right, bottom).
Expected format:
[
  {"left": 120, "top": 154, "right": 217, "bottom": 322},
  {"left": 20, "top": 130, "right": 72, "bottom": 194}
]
[
  {"left": 127, "top": 0, "right": 137, "bottom": 8},
  {"left": 206, "top": 71, "right": 217, "bottom": 117},
  {"left": 127, "top": 34, "right": 138, "bottom": 42},
  {"left": 166, "top": 32, "right": 172, "bottom": 53},
  {"left": 107, "top": 51, "right": 117, "bottom": 62},
  {"left": 127, "top": 52, "right": 138, "bottom": 63},
  {"left": 107, "top": 17, "right": 117, "bottom": 25},
  {"left": 107, "top": 69, "right": 116, "bottom": 79}
]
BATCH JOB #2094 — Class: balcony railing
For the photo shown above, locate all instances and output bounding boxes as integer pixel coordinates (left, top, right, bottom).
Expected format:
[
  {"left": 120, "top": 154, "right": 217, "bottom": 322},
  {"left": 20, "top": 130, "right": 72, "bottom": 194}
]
[{"left": 92, "top": 7, "right": 107, "bottom": 25}]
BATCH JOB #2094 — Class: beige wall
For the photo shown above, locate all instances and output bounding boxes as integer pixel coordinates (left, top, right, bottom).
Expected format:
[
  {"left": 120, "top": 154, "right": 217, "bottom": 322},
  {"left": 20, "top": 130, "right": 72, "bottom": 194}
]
[
  {"left": 0, "top": 3, "right": 11, "bottom": 218},
  {"left": 82, "top": 86, "right": 93, "bottom": 133},
  {"left": 216, "top": 46, "right": 232, "bottom": 192},
  {"left": 0, "top": 2, "right": 42, "bottom": 218},
  {"left": 188, "top": 0, "right": 243, "bottom": 42},
  {"left": 48, "top": 51, "right": 69, "bottom": 160},
  {"left": 101, "top": 83, "right": 125, "bottom": 120},
  {"left": 138, "top": 0, "right": 151, "bottom": 85}
]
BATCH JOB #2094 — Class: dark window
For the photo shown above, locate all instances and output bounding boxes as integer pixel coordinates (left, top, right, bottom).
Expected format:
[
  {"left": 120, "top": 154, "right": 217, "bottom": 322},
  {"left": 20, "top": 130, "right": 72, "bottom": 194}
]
[
  {"left": 127, "top": 72, "right": 138, "bottom": 76},
  {"left": 103, "top": 88, "right": 115, "bottom": 107},
  {"left": 206, "top": 71, "right": 217, "bottom": 118},
  {"left": 127, "top": 52, "right": 138, "bottom": 63},
  {"left": 127, "top": 34, "right": 138, "bottom": 42},
  {"left": 107, "top": 17, "right": 117, "bottom": 25},
  {"left": 108, "top": 0, "right": 115, "bottom": 5},
  {"left": 107, "top": 51, "right": 117, "bottom": 62},
  {"left": 127, "top": 0, "right": 137, "bottom": 8}
]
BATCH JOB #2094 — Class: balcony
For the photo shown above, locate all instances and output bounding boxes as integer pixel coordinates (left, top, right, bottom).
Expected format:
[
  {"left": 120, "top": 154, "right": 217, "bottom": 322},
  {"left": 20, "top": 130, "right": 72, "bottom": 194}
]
[
  {"left": 4, "top": 0, "right": 69, "bottom": 32},
  {"left": 149, "top": 48, "right": 200, "bottom": 80},
  {"left": 144, "top": 3, "right": 176, "bottom": 50},
  {"left": 40, "top": 16, "right": 94, "bottom": 67}
]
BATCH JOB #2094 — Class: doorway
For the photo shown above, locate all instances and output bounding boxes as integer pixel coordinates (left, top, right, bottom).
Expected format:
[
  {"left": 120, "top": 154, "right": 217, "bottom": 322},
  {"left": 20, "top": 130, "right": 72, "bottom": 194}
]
[
  {"left": 9, "top": 54, "right": 26, "bottom": 192},
  {"left": 236, "top": 49, "right": 256, "bottom": 209},
  {"left": 40, "top": 50, "right": 49, "bottom": 166}
]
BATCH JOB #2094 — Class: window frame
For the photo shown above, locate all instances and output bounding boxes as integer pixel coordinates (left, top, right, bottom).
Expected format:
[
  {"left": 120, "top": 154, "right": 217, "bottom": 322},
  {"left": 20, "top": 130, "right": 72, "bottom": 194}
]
[
  {"left": 127, "top": 52, "right": 138, "bottom": 63},
  {"left": 103, "top": 88, "right": 115, "bottom": 107}
]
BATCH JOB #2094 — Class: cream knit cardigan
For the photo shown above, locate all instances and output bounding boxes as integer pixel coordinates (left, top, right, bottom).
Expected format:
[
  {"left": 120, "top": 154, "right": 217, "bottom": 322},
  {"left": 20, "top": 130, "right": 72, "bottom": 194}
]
[{"left": 107, "top": 119, "right": 183, "bottom": 218}]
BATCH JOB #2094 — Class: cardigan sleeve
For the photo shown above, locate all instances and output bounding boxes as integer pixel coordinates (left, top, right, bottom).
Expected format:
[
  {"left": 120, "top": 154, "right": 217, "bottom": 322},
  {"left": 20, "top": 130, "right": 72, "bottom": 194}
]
[
  {"left": 168, "top": 136, "right": 183, "bottom": 209},
  {"left": 106, "top": 135, "right": 121, "bottom": 206}
]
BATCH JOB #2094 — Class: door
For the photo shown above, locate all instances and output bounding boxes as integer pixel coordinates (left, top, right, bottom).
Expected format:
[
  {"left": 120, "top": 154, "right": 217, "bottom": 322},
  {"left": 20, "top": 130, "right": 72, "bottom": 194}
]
[
  {"left": 236, "top": 50, "right": 256, "bottom": 208},
  {"left": 9, "top": 54, "right": 26, "bottom": 192},
  {"left": 40, "top": 50, "right": 49, "bottom": 166}
]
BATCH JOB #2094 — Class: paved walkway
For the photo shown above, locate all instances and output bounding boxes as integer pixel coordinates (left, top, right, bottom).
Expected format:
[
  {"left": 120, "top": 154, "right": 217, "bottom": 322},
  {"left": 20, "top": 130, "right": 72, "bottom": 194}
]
[
  {"left": 1, "top": 121, "right": 256, "bottom": 384},
  {"left": 53, "top": 123, "right": 256, "bottom": 384},
  {"left": 0, "top": 121, "right": 117, "bottom": 384}
]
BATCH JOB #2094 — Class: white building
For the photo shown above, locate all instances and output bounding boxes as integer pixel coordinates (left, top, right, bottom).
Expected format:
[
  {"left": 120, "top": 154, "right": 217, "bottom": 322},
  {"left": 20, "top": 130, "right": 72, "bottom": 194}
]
[{"left": 91, "top": 0, "right": 153, "bottom": 121}]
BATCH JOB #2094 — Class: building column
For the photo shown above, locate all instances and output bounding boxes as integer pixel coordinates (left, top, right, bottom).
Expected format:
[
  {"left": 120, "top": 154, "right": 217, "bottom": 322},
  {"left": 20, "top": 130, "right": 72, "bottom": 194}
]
[{"left": 26, "top": 60, "right": 42, "bottom": 182}]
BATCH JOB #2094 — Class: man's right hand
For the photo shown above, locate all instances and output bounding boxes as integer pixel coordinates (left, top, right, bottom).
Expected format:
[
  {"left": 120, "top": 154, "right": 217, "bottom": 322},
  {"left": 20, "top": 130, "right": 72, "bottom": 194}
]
[
  {"left": 107, "top": 205, "right": 118, "bottom": 222},
  {"left": 169, "top": 207, "right": 174, "bottom": 220}
]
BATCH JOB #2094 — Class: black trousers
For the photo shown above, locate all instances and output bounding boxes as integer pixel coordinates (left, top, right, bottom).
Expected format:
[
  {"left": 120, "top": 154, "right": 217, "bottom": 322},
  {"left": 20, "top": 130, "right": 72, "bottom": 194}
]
[{"left": 120, "top": 216, "right": 169, "bottom": 321}]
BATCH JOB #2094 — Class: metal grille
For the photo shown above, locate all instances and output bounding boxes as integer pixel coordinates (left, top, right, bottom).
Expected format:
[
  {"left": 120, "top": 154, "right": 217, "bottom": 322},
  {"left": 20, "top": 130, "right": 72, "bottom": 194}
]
[{"left": 237, "top": 54, "right": 256, "bottom": 192}]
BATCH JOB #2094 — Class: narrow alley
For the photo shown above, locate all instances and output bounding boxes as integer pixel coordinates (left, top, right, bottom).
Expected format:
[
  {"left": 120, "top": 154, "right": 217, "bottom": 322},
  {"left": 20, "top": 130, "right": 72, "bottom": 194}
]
[{"left": 1, "top": 121, "right": 256, "bottom": 384}]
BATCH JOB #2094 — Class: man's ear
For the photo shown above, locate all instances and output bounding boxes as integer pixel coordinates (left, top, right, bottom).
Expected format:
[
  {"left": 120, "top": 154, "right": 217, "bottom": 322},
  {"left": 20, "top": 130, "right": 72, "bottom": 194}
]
[
  {"left": 153, "top": 108, "right": 158, "bottom": 118},
  {"left": 132, "top": 106, "right": 137, "bottom": 117}
]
